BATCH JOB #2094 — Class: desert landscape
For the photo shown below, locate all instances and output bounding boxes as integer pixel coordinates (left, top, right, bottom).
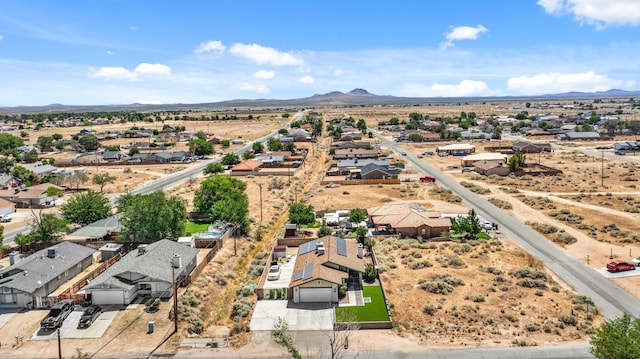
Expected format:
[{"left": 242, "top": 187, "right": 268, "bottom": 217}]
[{"left": 0, "top": 98, "right": 639, "bottom": 358}]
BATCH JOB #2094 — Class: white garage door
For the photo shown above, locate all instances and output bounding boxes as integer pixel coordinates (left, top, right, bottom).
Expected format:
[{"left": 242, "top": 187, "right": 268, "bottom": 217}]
[
  {"left": 299, "top": 287, "right": 332, "bottom": 302},
  {"left": 91, "top": 290, "right": 125, "bottom": 305}
]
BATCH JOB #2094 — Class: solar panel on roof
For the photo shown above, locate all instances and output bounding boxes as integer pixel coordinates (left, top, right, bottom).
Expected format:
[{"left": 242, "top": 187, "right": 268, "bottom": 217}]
[
  {"left": 336, "top": 237, "right": 347, "bottom": 256},
  {"left": 292, "top": 270, "right": 303, "bottom": 281},
  {"left": 299, "top": 240, "right": 317, "bottom": 255},
  {"left": 302, "top": 262, "right": 314, "bottom": 280}
]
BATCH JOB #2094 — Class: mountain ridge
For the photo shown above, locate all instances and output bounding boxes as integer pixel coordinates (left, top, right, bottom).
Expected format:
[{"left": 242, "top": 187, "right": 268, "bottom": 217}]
[{"left": 2, "top": 88, "right": 640, "bottom": 113}]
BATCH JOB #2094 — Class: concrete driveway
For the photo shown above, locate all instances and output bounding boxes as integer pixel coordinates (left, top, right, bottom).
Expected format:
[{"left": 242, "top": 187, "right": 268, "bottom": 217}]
[
  {"left": 31, "top": 305, "right": 120, "bottom": 340},
  {"left": 597, "top": 267, "right": 640, "bottom": 279},
  {"left": 263, "top": 255, "right": 296, "bottom": 289},
  {"left": 250, "top": 300, "right": 333, "bottom": 331},
  {"left": 0, "top": 308, "right": 20, "bottom": 330}
]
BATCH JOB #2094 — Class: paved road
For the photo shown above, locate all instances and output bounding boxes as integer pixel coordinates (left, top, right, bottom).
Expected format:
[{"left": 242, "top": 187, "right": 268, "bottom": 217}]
[{"left": 375, "top": 130, "right": 640, "bottom": 320}]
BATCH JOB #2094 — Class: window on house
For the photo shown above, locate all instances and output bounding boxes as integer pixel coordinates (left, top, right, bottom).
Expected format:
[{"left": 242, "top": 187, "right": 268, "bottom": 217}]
[{"left": 139, "top": 283, "right": 151, "bottom": 291}]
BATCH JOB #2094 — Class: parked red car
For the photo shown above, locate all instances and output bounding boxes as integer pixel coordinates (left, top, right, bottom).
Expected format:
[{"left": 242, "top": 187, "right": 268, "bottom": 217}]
[
  {"left": 419, "top": 176, "right": 436, "bottom": 183},
  {"left": 607, "top": 260, "right": 636, "bottom": 273}
]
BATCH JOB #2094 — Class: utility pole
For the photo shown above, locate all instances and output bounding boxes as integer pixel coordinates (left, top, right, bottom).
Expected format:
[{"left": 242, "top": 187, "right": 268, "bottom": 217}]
[
  {"left": 57, "top": 328, "right": 62, "bottom": 359},
  {"left": 601, "top": 150, "right": 604, "bottom": 187},
  {"left": 172, "top": 262, "right": 178, "bottom": 333},
  {"left": 258, "top": 183, "right": 263, "bottom": 223}
]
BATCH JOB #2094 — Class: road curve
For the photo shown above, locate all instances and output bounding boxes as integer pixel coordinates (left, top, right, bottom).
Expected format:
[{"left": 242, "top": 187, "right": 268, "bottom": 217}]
[{"left": 374, "top": 130, "right": 640, "bottom": 320}]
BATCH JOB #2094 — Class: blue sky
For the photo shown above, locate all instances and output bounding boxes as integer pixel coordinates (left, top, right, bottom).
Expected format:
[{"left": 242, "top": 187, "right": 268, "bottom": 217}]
[{"left": 1, "top": 0, "right": 640, "bottom": 106}]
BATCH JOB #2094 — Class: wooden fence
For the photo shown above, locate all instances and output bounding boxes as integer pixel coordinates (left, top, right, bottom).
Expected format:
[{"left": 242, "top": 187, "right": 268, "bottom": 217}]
[
  {"left": 56, "top": 252, "right": 123, "bottom": 300},
  {"left": 188, "top": 240, "right": 221, "bottom": 285}
]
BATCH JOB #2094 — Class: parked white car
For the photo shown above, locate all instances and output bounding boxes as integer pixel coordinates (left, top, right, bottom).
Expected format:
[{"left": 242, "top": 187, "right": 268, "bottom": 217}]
[
  {"left": 267, "top": 265, "right": 281, "bottom": 281},
  {"left": 632, "top": 256, "right": 640, "bottom": 266}
]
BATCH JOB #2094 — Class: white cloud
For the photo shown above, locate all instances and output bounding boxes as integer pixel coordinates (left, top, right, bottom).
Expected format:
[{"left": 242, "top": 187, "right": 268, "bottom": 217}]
[
  {"left": 134, "top": 63, "right": 172, "bottom": 76},
  {"left": 194, "top": 40, "right": 226, "bottom": 55},
  {"left": 507, "top": 71, "right": 633, "bottom": 94},
  {"left": 238, "top": 83, "right": 270, "bottom": 93},
  {"left": 0, "top": 35, "right": 3, "bottom": 41},
  {"left": 252, "top": 69, "right": 275, "bottom": 79},
  {"left": 537, "top": 0, "right": 640, "bottom": 27},
  {"left": 297, "top": 75, "right": 314, "bottom": 84},
  {"left": 129, "top": 25, "right": 138, "bottom": 31},
  {"left": 89, "top": 63, "right": 172, "bottom": 81},
  {"left": 401, "top": 80, "right": 490, "bottom": 97},
  {"left": 106, "top": 50, "right": 114, "bottom": 56},
  {"left": 331, "top": 67, "right": 344, "bottom": 76},
  {"left": 440, "top": 25, "right": 488, "bottom": 49},
  {"left": 230, "top": 43, "right": 303, "bottom": 66}
]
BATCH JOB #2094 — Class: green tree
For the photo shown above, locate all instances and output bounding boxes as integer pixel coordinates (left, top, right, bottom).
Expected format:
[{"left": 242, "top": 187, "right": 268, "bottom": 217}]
[
  {"left": 26, "top": 211, "right": 69, "bottom": 245},
  {"left": 66, "top": 171, "right": 89, "bottom": 190},
  {"left": 193, "top": 176, "right": 249, "bottom": 233},
  {"left": 363, "top": 262, "right": 377, "bottom": 282},
  {"left": 61, "top": 190, "right": 112, "bottom": 226},
  {"left": 317, "top": 219, "right": 333, "bottom": 237},
  {"left": 14, "top": 233, "right": 29, "bottom": 253},
  {"left": 252, "top": 141, "right": 264, "bottom": 154},
  {"left": 203, "top": 162, "right": 224, "bottom": 175},
  {"left": 37, "top": 136, "right": 54, "bottom": 152},
  {"left": 119, "top": 191, "right": 187, "bottom": 243},
  {"left": 128, "top": 146, "right": 140, "bottom": 156},
  {"left": 220, "top": 139, "right": 230, "bottom": 148},
  {"left": 590, "top": 313, "right": 640, "bottom": 359},
  {"left": 0, "top": 156, "right": 15, "bottom": 174},
  {"left": 288, "top": 202, "right": 315, "bottom": 225},
  {"left": 78, "top": 134, "right": 100, "bottom": 152},
  {"left": 46, "top": 186, "right": 64, "bottom": 198},
  {"left": 450, "top": 209, "right": 483, "bottom": 239},
  {"left": 355, "top": 226, "right": 368, "bottom": 243},
  {"left": 508, "top": 151, "right": 527, "bottom": 172},
  {"left": 0, "top": 133, "right": 24, "bottom": 151},
  {"left": 267, "top": 137, "right": 283, "bottom": 151},
  {"left": 242, "top": 151, "right": 256, "bottom": 160},
  {"left": 221, "top": 153, "right": 241, "bottom": 167},
  {"left": 409, "top": 112, "right": 424, "bottom": 122},
  {"left": 188, "top": 138, "right": 214, "bottom": 156},
  {"left": 52, "top": 133, "right": 63, "bottom": 141},
  {"left": 23, "top": 149, "right": 39, "bottom": 163},
  {"left": 92, "top": 173, "right": 117, "bottom": 193},
  {"left": 11, "top": 165, "right": 37, "bottom": 185},
  {"left": 348, "top": 208, "right": 367, "bottom": 223},
  {"left": 407, "top": 133, "right": 423, "bottom": 142}
]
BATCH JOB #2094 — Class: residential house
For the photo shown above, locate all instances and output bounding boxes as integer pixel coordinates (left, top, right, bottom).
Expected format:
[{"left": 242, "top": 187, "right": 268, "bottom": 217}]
[
  {"left": 5, "top": 183, "right": 63, "bottom": 206},
  {"left": 473, "top": 161, "right": 510, "bottom": 176},
  {"left": 336, "top": 159, "right": 390, "bottom": 175},
  {"left": 99, "top": 150, "right": 126, "bottom": 162},
  {"left": 23, "top": 164, "right": 58, "bottom": 178},
  {"left": 65, "top": 213, "right": 122, "bottom": 242},
  {"left": 83, "top": 239, "right": 199, "bottom": 305},
  {"left": 0, "top": 242, "right": 96, "bottom": 308},
  {"left": 334, "top": 141, "right": 371, "bottom": 150},
  {"left": 358, "top": 163, "right": 400, "bottom": 180},
  {"left": 460, "top": 130, "right": 490, "bottom": 140},
  {"left": 460, "top": 153, "right": 507, "bottom": 167},
  {"left": 436, "top": 144, "right": 476, "bottom": 155},
  {"left": 290, "top": 236, "right": 365, "bottom": 303},
  {"left": 339, "top": 132, "right": 362, "bottom": 141},
  {"left": 0, "top": 175, "right": 17, "bottom": 189},
  {"left": 333, "top": 148, "right": 380, "bottom": 160},
  {"left": 255, "top": 155, "right": 285, "bottom": 166},
  {"left": 512, "top": 142, "right": 552, "bottom": 153},
  {"left": 367, "top": 203, "right": 451, "bottom": 239},
  {"left": 556, "top": 132, "right": 601, "bottom": 141},
  {"left": 231, "top": 159, "right": 263, "bottom": 175}
]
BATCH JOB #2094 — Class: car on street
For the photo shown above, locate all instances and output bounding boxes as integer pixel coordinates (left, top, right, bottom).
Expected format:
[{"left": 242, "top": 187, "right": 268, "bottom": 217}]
[
  {"left": 631, "top": 256, "right": 640, "bottom": 266},
  {"left": 78, "top": 304, "right": 102, "bottom": 329},
  {"left": 41, "top": 300, "right": 75, "bottom": 330},
  {"left": 607, "top": 260, "right": 636, "bottom": 273},
  {"left": 419, "top": 176, "right": 436, "bottom": 183},
  {"left": 401, "top": 152, "right": 407, "bottom": 156},
  {"left": 0, "top": 214, "right": 10, "bottom": 222},
  {"left": 267, "top": 265, "right": 281, "bottom": 281}
]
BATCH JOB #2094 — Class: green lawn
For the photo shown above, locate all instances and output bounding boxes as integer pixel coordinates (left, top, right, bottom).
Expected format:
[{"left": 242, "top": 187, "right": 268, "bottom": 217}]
[
  {"left": 184, "top": 221, "right": 210, "bottom": 235},
  {"left": 335, "top": 285, "right": 390, "bottom": 322}
]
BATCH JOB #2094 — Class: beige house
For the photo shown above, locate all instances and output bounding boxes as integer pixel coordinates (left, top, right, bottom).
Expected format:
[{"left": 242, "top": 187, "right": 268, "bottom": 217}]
[
  {"left": 474, "top": 161, "right": 510, "bottom": 176},
  {"left": 367, "top": 203, "right": 451, "bottom": 239},
  {"left": 289, "top": 236, "right": 366, "bottom": 303},
  {"left": 460, "top": 153, "right": 507, "bottom": 167}
]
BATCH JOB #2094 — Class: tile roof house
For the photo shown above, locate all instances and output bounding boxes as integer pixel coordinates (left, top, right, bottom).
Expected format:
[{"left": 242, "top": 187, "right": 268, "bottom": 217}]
[
  {"left": 367, "top": 203, "right": 451, "bottom": 239},
  {"left": 289, "top": 236, "right": 366, "bottom": 303},
  {"left": 2, "top": 183, "right": 64, "bottom": 206},
  {"left": 83, "top": 239, "right": 199, "bottom": 305},
  {"left": 336, "top": 159, "right": 390, "bottom": 175},
  {"left": 0, "top": 242, "right": 96, "bottom": 308},
  {"left": 231, "top": 159, "right": 263, "bottom": 175}
]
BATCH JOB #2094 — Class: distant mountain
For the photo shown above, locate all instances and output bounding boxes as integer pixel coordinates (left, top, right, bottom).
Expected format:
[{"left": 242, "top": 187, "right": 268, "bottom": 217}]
[{"left": 1, "top": 88, "right": 640, "bottom": 113}]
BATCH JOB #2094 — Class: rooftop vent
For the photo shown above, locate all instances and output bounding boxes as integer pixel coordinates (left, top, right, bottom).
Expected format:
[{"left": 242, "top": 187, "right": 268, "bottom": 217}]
[
  {"left": 47, "top": 248, "right": 57, "bottom": 259},
  {"left": 138, "top": 244, "right": 148, "bottom": 255}
]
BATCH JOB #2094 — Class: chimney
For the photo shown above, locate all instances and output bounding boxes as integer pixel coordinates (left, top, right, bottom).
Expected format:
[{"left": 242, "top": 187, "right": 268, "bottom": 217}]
[
  {"left": 9, "top": 251, "right": 20, "bottom": 265},
  {"left": 47, "top": 248, "right": 57, "bottom": 258},
  {"left": 357, "top": 243, "right": 364, "bottom": 258},
  {"left": 316, "top": 242, "right": 325, "bottom": 255},
  {"left": 172, "top": 254, "right": 182, "bottom": 268}
]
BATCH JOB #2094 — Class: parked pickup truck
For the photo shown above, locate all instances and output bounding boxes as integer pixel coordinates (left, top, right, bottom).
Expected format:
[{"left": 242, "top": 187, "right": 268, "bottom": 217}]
[
  {"left": 419, "top": 176, "right": 436, "bottom": 183},
  {"left": 41, "top": 300, "right": 75, "bottom": 330}
]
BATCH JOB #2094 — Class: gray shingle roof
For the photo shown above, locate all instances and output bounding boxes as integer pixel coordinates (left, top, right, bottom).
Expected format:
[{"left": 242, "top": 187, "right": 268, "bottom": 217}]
[
  {"left": 66, "top": 213, "right": 123, "bottom": 239},
  {"left": 0, "top": 242, "right": 96, "bottom": 294},
  {"left": 84, "top": 239, "right": 198, "bottom": 291}
]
